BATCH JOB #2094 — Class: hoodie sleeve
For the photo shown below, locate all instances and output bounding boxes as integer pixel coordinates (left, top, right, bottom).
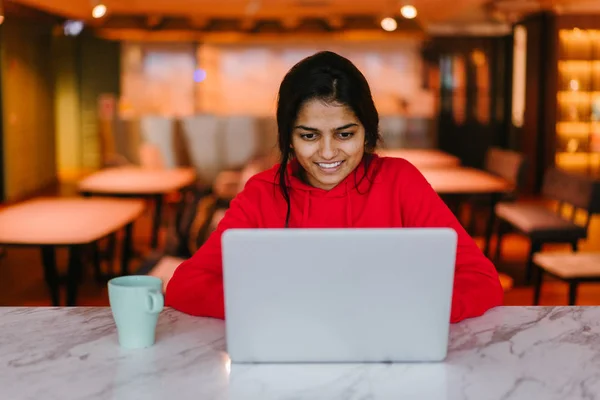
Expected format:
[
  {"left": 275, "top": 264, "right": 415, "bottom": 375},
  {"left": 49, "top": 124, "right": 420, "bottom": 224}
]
[
  {"left": 165, "top": 181, "right": 260, "bottom": 318},
  {"left": 395, "top": 160, "right": 503, "bottom": 323}
]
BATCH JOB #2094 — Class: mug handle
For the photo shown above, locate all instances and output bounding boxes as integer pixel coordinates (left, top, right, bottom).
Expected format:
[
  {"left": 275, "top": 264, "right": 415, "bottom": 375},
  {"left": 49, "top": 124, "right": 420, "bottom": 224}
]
[{"left": 146, "top": 290, "right": 164, "bottom": 314}]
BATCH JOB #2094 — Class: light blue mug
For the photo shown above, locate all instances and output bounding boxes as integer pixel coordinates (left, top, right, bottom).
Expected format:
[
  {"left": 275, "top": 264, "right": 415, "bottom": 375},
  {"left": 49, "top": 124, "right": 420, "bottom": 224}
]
[{"left": 108, "top": 275, "right": 164, "bottom": 349}]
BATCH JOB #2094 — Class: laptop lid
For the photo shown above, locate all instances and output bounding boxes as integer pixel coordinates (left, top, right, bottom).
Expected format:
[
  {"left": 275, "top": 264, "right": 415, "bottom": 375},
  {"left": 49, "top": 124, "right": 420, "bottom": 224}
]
[{"left": 222, "top": 228, "right": 457, "bottom": 363}]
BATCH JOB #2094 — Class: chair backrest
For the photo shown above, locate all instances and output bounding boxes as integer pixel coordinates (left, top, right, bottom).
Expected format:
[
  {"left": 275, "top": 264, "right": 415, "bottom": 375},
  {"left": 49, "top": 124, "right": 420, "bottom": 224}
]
[
  {"left": 378, "top": 116, "right": 407, "bottom": 149},
  {"left": 140, "top": 116, "right": 177, "bottom": 168},
  {"left": 542, "top": 167, "right": 600, "bottom": 215},
  {"left": 484, "top": 147, "right": 527, "bottom": 189},
  {"left": 163, "top": 185, "right": 210, "bottom": 258},
  {"left": 221, "top": 116, "right": 260, "bottom": 169},
  {"left": 180, "top": 114, "right": 222, "bottom": 184}
]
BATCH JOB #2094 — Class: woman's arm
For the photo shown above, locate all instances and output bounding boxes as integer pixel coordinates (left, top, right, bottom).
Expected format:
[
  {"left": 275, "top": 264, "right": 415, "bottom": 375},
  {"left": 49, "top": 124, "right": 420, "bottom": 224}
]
[
  {"left": 165, "top": 184, "right": 259, "bottom": 318},
  {"left": 396, "top": 160, "right": 503, "bottom": 323}
]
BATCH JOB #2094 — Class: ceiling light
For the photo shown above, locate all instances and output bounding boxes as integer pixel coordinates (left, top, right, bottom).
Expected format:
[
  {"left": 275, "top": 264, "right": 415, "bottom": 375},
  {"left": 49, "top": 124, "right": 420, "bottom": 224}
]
[
  {"left": 400, "top": 5, "right": 417, "bottom": 19},
  {"left": 64, "top": 20, "right": 84, "bottom": 36},
  {"left": 92, "top": 4, "right": 107, "bottom": 19},
  {"left": 381, "top": 17, "right": 397, "bottom": 32}
]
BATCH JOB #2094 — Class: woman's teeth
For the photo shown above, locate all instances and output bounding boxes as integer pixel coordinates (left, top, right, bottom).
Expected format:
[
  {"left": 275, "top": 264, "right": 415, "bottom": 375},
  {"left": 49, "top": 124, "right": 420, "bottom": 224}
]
[{"left": 317, "top": 161, "right": 342, "bottom": 169}]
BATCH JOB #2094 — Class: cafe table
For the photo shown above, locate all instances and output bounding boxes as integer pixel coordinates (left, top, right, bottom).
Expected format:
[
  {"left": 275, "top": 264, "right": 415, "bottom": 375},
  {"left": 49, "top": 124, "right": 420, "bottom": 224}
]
[
  {"left": 2, "top": 306, "right": 599, "bottom": 399},
  {"left": 421, "top": 166, "right": 514, "bottom": 256},
  {"left": 78, "top": 167, "right": 196, "bottom": 249},
  {"left": 0, "top": 198, "right": 144, "bottom": 306},
  {"left": 378, "top": 148, "right": 460, "bottom": 169}
]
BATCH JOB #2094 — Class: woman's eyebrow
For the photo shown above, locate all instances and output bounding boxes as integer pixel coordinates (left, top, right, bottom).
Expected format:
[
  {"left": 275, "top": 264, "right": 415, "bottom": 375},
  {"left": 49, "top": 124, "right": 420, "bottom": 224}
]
[
  {"left": 294, "top": 123, "right": 358, "bottom": 132},
  {"left": 294, "top": 125, "right": 319, "bottom": 132},
  {"left": 335, "top": 123, "right": 359, "bottom": 131}
]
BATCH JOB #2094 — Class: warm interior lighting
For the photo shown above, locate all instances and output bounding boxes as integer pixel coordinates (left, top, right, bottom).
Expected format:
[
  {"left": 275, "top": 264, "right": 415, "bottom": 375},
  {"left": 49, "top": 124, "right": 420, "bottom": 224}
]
[
  {"left": 92, "top": 4, "right": 107, "bottom": 19},
  {"left": 380, "top": 17, "right": 397, "bottom": 32},
  {"left": 400, "top": 5, "right": 417, "bottom": 19},
  {"left": 471, "top": 50, "right": 486, "bottom": 66},
  {"left": 0, "top": 16, "right": 4, "bottom": 25}
]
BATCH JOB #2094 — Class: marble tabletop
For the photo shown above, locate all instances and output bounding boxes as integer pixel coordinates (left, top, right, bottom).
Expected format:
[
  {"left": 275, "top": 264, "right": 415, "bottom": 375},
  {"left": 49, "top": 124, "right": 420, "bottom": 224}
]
[{"left": 2, "top": 306, "right": 600, "bottom": 400}]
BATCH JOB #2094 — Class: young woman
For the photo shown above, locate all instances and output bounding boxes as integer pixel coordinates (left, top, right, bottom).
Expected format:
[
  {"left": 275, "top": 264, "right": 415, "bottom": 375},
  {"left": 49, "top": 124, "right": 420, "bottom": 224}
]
[{"left": 166, "top": 51, "right": 503, "bottom": 323}]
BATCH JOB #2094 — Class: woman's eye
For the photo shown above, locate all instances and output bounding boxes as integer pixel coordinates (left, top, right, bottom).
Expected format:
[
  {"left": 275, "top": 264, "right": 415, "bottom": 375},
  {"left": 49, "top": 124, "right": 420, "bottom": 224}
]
[
  {"left": 338, "top": 132, "right": 354, "bottom": 139},
  {"left": 301, "top": 133, "right": 317, "bottom": 140}
]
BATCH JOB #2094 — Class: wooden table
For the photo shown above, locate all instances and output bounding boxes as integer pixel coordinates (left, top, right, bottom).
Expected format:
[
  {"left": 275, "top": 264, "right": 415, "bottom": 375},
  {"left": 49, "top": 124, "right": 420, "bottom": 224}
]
[
  {"left": 421, "top": 166, "right": 513, "bottom": 195},
  {"left": 0, "top": 198, "right": 145, "bottom": 306},
  {"left": 2, "top": 306, "right": 599, "bottom": 399},
  {"left": 421, "top": 166, "right": 514, "bottom": 256},
  {"left": 378, "top": 148, "right": 460, "bottom": 169},
  {"left": 78, "top": 167, "right": 196, "bottom": 249}
]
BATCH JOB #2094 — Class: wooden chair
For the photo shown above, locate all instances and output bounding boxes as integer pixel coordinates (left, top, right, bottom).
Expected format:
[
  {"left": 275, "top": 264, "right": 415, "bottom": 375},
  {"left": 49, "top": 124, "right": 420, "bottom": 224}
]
[
  {"left": 532, "top": 252, "right": 600, "bottom": 305},
  {"left": 465, "top": 147, "right": 527, "bottom": 253},
  {"left": 494, "top": 167, "right": 600, "bottom": 284},
  {"left": 135, "top": 183, "right": 210, "bottom": 291}
]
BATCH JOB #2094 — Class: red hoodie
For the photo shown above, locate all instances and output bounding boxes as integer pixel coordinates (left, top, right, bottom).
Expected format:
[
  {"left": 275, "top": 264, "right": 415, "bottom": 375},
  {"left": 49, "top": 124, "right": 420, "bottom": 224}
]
[{"left": 166, "top": 155, "right": 503, "bottom": 323}]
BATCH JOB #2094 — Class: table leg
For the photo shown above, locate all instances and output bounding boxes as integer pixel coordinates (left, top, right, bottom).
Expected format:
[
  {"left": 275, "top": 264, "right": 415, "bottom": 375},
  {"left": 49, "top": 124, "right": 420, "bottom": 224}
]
[
  {"left": 120, "top": 222, "right": 134, "bottom": 275},
  {"left": 91, "top": 241, "right": 103, "bottom": 283},
  {"left": 484, "top": 194, "right": 499, "bottom": 258},
  {"left": 66, "top": 245, "right": 84, "bottom": 306},
  {"left": 106, "top": 233, "right": 117, "bottom": 275},
  {"left": 40, "top": 246, "right": 61, "bottom": 306},
  {"left": 151, "top": 194, "right": 164, "bottom": 249}
]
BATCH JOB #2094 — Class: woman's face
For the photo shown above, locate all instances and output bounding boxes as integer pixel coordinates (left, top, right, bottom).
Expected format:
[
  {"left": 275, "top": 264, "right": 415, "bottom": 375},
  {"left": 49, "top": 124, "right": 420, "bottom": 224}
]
[{"left": 291, "top": 99, "right": 365, "bottom": 190}]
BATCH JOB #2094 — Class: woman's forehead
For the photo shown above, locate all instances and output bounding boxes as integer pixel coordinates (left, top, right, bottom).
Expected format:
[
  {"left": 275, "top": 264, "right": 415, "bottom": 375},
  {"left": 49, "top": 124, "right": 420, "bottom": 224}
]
[{"left": 296, "top": 100, "right": 358, "bottom": 124}]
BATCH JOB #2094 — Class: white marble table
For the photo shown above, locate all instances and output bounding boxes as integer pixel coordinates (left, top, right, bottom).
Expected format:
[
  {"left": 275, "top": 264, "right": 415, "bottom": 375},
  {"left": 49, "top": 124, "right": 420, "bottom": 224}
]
[{"left": 3, "top": 306, "right": 600, "bottom": 399}]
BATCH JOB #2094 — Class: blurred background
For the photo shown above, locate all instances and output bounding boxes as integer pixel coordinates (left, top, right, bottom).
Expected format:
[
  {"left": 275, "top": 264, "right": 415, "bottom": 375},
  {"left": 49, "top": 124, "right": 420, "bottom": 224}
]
[{"left": 0, "top": 0, "right": 599, "bottom": 308}]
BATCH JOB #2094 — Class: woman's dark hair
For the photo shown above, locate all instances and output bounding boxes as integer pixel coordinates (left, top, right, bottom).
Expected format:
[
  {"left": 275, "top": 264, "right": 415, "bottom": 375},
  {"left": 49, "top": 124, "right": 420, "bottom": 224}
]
[{"left": 276, "top": 51, "right": 381, "bottom": 227}]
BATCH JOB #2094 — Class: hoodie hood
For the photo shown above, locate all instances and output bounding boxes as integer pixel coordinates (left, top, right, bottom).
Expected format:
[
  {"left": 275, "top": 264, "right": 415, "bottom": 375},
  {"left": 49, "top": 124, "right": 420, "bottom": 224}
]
[{"left": 253, "top": 154, "right": 382, "bottom": 227}]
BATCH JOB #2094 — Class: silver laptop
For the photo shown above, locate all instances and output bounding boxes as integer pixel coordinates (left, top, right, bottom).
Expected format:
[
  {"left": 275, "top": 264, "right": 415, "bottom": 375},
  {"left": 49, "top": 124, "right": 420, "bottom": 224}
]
[{"left": 222, "top": 228, "right": 457, "bottom": 363}]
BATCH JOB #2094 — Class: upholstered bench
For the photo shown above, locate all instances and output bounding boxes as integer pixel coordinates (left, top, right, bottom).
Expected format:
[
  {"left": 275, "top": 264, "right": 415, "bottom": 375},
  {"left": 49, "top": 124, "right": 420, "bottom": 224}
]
[{"left": 532, "top": 252, "right": 600, "bottom": 305}]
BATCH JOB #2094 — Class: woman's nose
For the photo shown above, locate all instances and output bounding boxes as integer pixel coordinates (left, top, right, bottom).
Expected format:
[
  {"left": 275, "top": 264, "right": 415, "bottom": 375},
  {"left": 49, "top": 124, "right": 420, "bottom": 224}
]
[{"left": 319, "top": 138, "right": 338, "bottom": 160}]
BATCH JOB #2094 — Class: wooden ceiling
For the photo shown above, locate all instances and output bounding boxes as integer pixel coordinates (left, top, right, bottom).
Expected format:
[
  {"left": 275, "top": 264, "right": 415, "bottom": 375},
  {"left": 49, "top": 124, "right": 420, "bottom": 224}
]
[
  {"left": 11, "top": 0, "right": 491, "bottom": 25},
  {"left": 8, "top": 0, "right": 600, "bottom": 40}
]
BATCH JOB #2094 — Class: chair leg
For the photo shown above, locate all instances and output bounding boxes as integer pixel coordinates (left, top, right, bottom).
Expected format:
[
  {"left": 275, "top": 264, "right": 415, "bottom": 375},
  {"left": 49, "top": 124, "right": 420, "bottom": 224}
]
[
  {"left": 465, "top": 200, "right": 477, "bottom": 236},
  {"left": 92, "top": 241, "right": 103, "bottom": 283},
  {"left": 533, "top": 265, "right": 544, "bottom": 305},
  {"left": 568, "top": 281, "right": 578, "bottom": 306},
  {"left": 493, "top": 220, "right": 506, "bottom": 265},
  {"left": 526, "top": 241, "right": 542, "bottom": 285},
  {"left": 571, "top": 241, "right": 579, "bottom": 252}
]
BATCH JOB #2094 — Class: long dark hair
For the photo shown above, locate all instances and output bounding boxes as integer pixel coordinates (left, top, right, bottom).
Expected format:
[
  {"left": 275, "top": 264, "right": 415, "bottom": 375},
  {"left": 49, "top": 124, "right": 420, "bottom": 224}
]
[{"left": 276, "top": 51, "right": 381, "bottom": 227}]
